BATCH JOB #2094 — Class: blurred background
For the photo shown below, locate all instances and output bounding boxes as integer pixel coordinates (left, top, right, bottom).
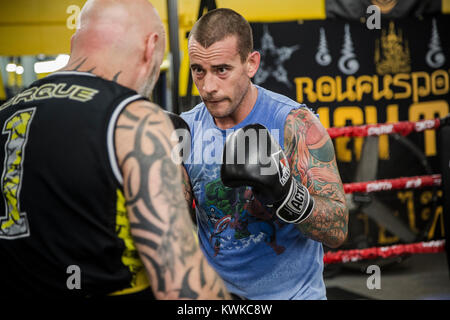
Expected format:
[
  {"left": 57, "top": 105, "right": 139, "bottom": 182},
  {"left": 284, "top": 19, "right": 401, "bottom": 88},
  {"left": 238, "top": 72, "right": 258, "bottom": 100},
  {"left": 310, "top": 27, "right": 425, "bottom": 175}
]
[{"left": 1, "top": 0, "right": 449, "bottom": 298}]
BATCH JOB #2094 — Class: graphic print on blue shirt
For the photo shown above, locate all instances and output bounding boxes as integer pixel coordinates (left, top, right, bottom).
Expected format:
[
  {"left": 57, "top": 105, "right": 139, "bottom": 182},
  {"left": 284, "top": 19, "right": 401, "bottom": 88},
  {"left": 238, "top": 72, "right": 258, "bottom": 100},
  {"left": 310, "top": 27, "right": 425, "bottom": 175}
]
[{"left": 202, "top": 174, "right": 286, "bottom": 257}]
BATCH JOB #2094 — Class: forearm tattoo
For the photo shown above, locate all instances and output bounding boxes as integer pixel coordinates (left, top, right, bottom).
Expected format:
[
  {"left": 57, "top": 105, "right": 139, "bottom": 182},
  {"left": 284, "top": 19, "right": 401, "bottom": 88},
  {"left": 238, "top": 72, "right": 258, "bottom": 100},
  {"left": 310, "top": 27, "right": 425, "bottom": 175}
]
[
  {"left": 284, "top": 108, "right": 349, "bottom": 248},
  {"left": 116, "top": 103, "right": 229, "bottom": 299}
]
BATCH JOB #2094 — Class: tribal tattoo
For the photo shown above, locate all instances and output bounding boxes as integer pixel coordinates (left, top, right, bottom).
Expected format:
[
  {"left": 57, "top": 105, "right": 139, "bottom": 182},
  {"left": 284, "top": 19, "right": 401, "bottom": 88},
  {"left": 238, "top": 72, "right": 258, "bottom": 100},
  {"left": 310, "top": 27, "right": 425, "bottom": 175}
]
[
  {"left": 284, "top": 108, "right": 348, "bottom": 248},
  {"left": 61, "top": 56, "right": 122, "bottom": 82},
  {"left": 115, "top": 101, "right": 229, "bottom": 299},
  {"left": 68, "top": 57, "right": 88, "bottom": 71}
]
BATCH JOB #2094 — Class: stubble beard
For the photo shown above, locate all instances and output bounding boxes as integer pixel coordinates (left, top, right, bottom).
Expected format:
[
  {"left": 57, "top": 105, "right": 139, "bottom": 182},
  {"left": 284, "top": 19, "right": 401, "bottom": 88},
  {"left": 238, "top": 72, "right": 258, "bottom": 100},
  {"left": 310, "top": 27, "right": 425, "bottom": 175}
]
[{"left": 206, "top": 81, "right": 250, "bottom": 120}]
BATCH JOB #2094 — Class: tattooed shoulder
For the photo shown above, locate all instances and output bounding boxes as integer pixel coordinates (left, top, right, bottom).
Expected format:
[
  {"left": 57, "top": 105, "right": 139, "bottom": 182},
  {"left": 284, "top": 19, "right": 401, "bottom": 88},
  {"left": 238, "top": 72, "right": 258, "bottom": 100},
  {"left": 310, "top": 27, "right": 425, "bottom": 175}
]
[{"left": 284, "top": 107, "right": 335, "bottom": 164}]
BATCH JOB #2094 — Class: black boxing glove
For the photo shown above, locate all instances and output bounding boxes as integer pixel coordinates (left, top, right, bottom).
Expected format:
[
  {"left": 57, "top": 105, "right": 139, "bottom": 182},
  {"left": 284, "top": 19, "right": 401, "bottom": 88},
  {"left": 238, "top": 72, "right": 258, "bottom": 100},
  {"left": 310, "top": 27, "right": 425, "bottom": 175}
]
[
  {"left": 221, "top": 123, "right": 314, "bottom": 224},
  {"left": 164, "top": 111, "right": 191, "bottom": 164}
]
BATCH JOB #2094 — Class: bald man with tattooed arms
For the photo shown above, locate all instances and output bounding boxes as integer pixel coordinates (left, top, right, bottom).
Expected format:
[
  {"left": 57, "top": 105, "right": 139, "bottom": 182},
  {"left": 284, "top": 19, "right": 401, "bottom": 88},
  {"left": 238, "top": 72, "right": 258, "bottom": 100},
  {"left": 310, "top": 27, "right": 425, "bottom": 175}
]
[
  {"left": 181, "top": 8, "right": 348, "bottom": 300},
  {"left": 0, "top": 0, "right": 229, "bottom": 299}
]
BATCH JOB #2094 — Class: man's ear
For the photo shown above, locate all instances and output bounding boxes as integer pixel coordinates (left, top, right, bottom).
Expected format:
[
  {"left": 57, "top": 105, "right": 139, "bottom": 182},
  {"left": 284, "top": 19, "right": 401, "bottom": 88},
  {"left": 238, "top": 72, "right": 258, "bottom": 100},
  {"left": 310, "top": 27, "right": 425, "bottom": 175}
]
[
  {"left": 144, "top": 33, "right": 159, "bottom": 64},
  {"left": 246, "top": 51, "right": 260, "bottom": 78}
]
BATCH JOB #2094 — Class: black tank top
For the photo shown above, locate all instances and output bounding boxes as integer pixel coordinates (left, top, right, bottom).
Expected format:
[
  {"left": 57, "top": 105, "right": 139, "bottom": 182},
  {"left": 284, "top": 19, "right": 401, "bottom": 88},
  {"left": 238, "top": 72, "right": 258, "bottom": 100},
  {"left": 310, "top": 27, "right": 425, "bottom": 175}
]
[{"left": 0, "top": 71, "right": 152, "bottom": 297}]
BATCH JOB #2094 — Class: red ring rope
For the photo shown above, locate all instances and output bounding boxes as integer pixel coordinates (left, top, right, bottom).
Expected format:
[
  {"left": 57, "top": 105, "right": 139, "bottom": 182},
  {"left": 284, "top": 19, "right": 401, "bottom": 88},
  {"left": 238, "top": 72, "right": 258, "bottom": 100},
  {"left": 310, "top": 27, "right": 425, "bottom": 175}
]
[
  {"left": 324, "top": 117, "right": 447, "bottom": 265},
  {"left": 324, "top": 240, "right": 446, "bottom": 264},
  {"left": 343, "top": 174, "right": 442, "bottom": 194},
  {"left": 327, "top": 118, "right": 441, "bottom": 139}
]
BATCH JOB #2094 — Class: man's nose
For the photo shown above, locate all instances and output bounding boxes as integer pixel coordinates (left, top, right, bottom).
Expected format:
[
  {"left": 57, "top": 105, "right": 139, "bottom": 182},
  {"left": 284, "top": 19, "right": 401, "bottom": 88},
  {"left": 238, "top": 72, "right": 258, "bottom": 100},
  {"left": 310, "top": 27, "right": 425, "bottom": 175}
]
[{"left": 202, "top": 72, "right": 218, "bottom": 94}]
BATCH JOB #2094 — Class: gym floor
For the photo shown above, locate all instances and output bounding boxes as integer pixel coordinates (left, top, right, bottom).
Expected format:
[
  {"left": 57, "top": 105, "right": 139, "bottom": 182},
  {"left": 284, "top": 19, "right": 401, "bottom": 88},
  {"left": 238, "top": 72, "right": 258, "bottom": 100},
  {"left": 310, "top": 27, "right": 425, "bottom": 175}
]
[{"left": 324, "top": 252, "right": 450, "bottom": 300}]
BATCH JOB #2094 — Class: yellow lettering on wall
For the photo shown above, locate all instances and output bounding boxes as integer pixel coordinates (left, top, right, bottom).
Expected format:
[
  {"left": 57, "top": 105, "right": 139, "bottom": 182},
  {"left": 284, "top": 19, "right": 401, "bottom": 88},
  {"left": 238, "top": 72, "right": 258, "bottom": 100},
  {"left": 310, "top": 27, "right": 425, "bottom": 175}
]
[
  {"left": 356, "top": 75, "right": 373, "bottom": 101},
  {"left": 421, "top": 190, "right": 444, "bottom": 239},
  {"left": 409, "top": 100, "right": 449, "bottom": 156},
  {"left": 317, "top": 107, "right": 330, "bottom": 128},
  {"left": 364, "top": 106, "right": 377, "bottom": 124},
  {"left": 294, "top": 71, "right": 449, "bottom": 104},
  {"left": 397, "top": 191, "right": 418, "bottom": 234},
  {"left": 431, "top": 69, "right": 449, "bottom": 96},
  {"left": 336, "top": 76, "right": 357, "bottom": 102},
  {"left": 294, "top": 77, "right": 317, "bottom": 103},
  {"left": 392, "top": 73, "right": 411, "bottom": 100},
  {"left": 420, "top": 190, "right": 433, "bottom": 223},
  {"left": 427, "top": 206, "right": 445, "bottom": 239},
  {"left": 378, "top": 220, "right": 400, "bottom": 244},
  {"left": 372, "top": 74, "right": 394, "bottom": 101},
  {"left": 316, "top": 76, "right": 336, "bottom": 102},
  {"left": 333, "top": 106, "right": 364, "bottom": 162},
  {"left": 411, "top": 71, "right": 431, "bottom": 103}
]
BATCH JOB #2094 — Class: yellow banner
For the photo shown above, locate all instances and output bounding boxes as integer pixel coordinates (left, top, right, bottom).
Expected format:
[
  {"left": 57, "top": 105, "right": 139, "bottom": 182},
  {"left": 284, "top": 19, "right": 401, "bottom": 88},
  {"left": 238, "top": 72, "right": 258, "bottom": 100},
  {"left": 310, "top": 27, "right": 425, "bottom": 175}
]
[{"left": 0, "top": 71, "right": 6, "bottom": 100}]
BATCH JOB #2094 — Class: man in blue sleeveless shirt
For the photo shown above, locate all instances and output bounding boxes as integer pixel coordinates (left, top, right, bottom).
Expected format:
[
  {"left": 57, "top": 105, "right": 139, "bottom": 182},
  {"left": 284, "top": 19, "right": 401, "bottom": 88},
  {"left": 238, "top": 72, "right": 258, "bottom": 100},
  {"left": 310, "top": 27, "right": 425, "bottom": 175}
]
[{"left": 180, "top": 8, "right": 348, "bottom": 300}]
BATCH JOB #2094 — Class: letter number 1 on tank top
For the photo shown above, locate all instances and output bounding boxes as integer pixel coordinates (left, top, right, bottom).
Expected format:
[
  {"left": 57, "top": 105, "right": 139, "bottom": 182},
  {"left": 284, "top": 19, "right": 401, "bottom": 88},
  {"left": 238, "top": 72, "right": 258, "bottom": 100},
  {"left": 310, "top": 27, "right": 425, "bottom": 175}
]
[{"left": 0, "top": 108, "right": 35, "bottom": 239}]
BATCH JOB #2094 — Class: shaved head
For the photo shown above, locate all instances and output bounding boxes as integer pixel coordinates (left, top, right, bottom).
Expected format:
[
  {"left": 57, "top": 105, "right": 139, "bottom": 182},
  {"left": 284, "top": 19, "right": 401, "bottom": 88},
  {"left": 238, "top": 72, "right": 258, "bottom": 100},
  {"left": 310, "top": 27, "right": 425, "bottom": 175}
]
[
  {"left": 64, "top": 0, "right": 166, "bottom": 97},
  {"left": 73, "top": 0, "right": 164, "bottom": 52}
]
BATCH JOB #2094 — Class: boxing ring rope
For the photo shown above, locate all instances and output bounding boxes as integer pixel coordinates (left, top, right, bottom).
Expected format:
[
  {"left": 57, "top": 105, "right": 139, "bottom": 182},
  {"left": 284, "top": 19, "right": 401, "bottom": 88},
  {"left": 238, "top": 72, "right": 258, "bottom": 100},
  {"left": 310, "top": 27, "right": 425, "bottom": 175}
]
[
  {"left": 327, "top": 117, "right": 441, "bottom": 138},
  {"left": 324, "top": 240, "right": 446, "bottom": 264},
  {"left": 343, "top": 174, "right": 442, "bottom": 194},
  {"left": 323, "top": 117, "right": 447, "bottom": 265}
]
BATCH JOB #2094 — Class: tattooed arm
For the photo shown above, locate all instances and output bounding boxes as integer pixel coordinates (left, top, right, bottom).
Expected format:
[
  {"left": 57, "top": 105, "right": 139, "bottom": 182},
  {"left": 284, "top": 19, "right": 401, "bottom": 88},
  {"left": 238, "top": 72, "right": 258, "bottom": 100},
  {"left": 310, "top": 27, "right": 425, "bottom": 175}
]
[
  {"left": 181, "top": 166, "right": 197, "bottom": 225},
  {"left": 284, "top": 108, "right": 348, "bottom": 248},
  {"left": 115, "top": 101, "right": 230, "bottom": 299}
]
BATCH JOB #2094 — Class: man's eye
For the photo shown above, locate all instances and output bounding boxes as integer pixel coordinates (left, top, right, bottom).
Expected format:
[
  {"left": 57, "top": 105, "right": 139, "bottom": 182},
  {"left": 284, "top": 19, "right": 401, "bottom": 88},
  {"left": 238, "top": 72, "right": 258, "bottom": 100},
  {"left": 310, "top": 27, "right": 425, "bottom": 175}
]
[
  {"left": 192, "top": 67, "right": 203, "bottom": 74},
  {"left": 218, "top": 67, "right": 227, "bottom": 74}
]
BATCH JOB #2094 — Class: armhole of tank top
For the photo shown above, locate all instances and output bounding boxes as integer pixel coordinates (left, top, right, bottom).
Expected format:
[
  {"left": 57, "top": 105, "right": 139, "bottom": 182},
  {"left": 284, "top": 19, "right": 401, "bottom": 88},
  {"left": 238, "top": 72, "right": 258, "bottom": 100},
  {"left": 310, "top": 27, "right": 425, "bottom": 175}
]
[
  {"left": 277, "top": 106, "right": 296, "bottom": 151},
  {"left": 106, "top": 94, "right": 143, "bottom": 185}
]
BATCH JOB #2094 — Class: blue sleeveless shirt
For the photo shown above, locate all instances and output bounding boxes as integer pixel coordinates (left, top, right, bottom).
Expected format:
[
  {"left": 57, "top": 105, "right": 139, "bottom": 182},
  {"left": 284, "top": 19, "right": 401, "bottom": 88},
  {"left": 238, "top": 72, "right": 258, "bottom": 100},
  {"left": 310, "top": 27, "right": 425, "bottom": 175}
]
[{"left": 181, "top": 86, "right": 326, "bottom": 300}]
